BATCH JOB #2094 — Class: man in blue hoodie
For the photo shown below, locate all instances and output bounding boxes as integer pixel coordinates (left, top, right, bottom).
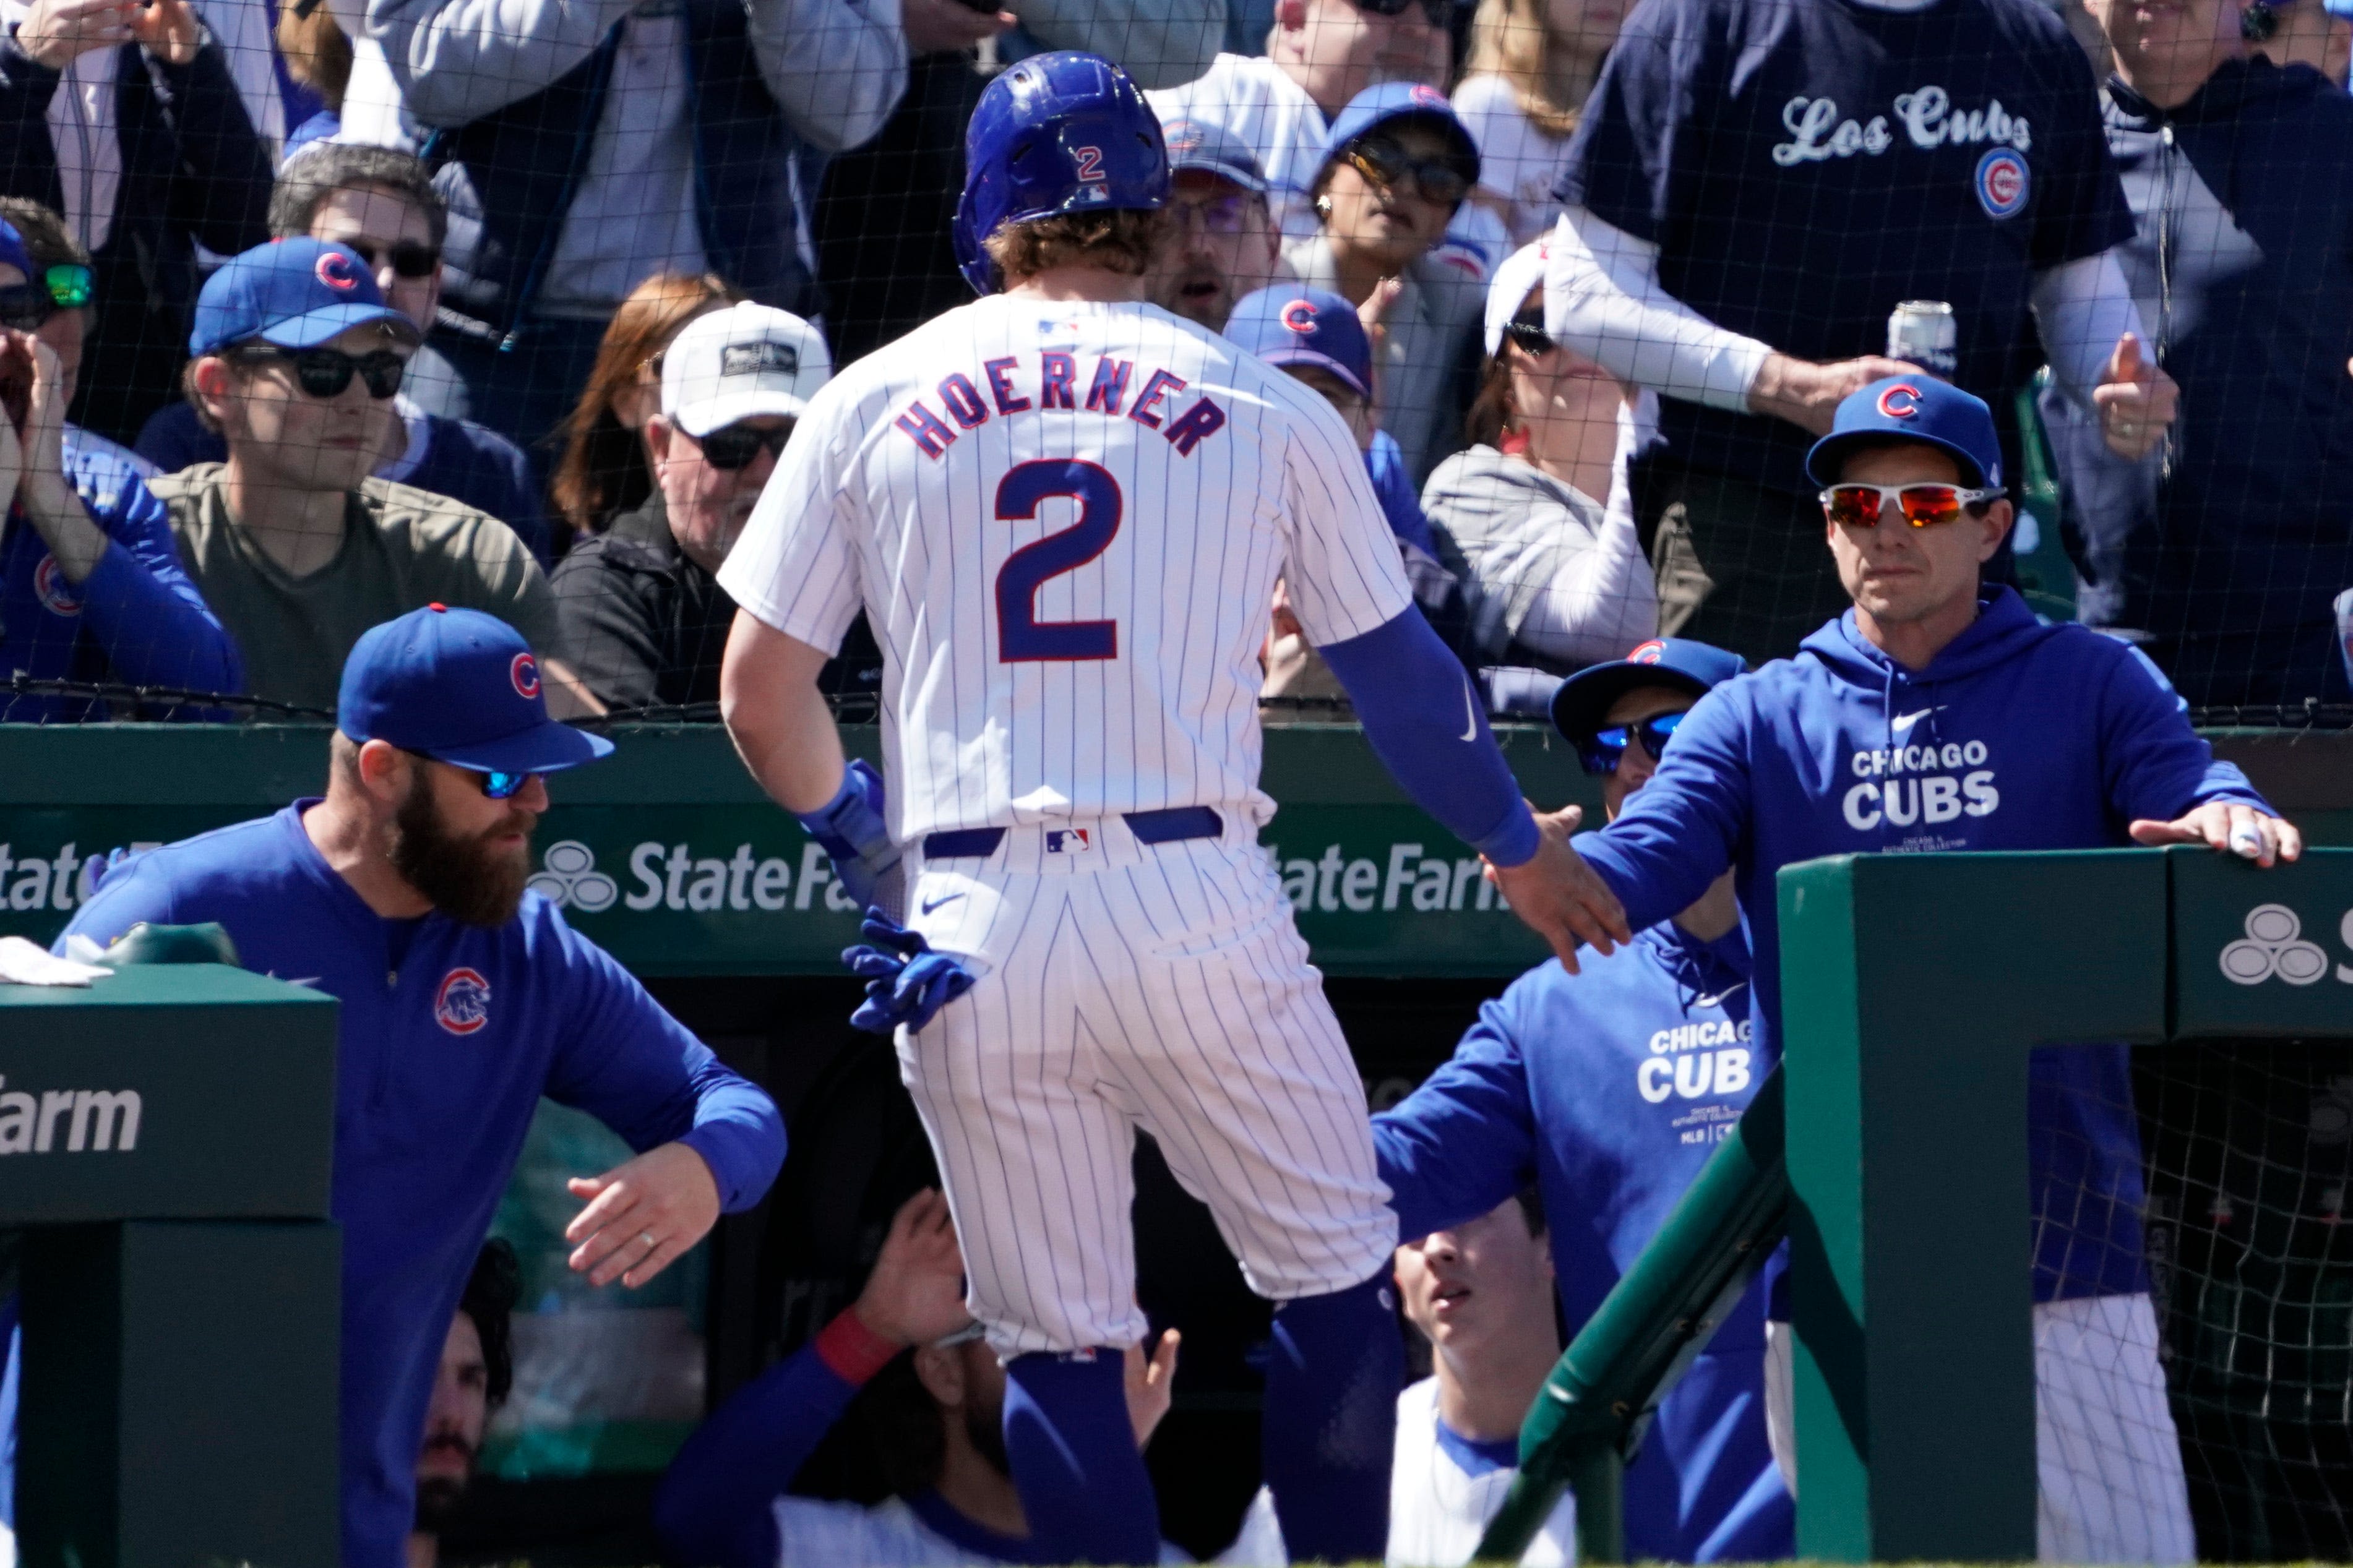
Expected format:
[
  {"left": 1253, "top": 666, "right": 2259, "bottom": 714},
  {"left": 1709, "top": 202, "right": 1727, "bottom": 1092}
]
[
  {"left": 38, "top": 604, "right": 787, "bottom": 1568},
  {"left": 1375, "top": 638, "right": 1792, "bottom": 1563},
  {"left": 1533, "top": 375, "right": 2299, "bottom": 1561}
]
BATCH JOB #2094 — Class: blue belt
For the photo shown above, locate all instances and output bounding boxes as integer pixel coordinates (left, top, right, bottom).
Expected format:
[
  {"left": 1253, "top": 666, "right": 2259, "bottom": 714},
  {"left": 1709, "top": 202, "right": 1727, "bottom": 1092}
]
[{"left": 922, "top": 806, "right": 1223, "bottom": 860}]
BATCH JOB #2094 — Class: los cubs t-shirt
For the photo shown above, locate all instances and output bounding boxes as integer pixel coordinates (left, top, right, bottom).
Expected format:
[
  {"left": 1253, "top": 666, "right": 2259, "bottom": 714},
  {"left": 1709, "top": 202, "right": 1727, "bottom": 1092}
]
[{"left": 1557, "top": 0, "right": 2133, "bottom": 493}]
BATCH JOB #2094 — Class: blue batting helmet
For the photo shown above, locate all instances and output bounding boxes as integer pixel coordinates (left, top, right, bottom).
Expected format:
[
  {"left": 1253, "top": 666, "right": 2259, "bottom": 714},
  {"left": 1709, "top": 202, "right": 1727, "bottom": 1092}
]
[{"left": 952, "top": 51, "right": 1169, "bottom": 296}]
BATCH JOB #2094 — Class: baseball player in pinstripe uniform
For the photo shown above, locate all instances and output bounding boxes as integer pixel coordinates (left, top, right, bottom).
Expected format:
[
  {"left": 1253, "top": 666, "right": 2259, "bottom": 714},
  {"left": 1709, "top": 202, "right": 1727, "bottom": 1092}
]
[{"left": 718, "top": 49, "right": 1614, "bottom": 1568}]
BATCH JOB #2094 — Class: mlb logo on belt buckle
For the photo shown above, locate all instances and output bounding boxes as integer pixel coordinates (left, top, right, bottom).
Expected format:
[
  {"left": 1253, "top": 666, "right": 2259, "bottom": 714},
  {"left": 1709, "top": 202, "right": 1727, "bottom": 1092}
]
[{"left": 1046, "top": 829, "right": 1092, "bottom": 854}]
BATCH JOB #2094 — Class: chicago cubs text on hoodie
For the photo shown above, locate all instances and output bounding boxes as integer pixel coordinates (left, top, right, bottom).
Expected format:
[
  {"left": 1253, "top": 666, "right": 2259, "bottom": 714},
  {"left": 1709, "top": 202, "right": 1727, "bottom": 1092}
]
[
  {"left": 48, "top": 804, "right": 787, "bottom": 1568},
  {"left": 1377, "top": 922, "right": 1791, "bottom": 1562},
  {"left": 1575, "top": 588, "right": 2269, "bottom": 1301}
]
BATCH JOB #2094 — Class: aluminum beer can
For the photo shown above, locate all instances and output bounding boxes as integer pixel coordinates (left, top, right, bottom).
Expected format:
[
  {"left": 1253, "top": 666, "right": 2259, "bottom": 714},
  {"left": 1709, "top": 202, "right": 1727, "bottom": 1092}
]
[{"left": 1887, "top": 300, "right": 1958, "bottom": 377}]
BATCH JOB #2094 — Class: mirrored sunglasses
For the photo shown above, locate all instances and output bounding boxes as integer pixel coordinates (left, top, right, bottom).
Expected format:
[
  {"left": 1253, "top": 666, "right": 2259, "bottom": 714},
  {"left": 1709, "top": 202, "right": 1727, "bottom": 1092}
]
[
  {"left": 1820, "top": 481, "right": 2005, "bottom": 530},
  {"left": 1577, "top": 710, "right": 1687, "bottom": 776}
]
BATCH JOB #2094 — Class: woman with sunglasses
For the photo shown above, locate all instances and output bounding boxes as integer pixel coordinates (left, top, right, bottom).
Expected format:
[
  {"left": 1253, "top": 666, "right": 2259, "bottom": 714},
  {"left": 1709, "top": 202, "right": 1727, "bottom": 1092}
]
[
  {"left": 0, "top": 210, "right": 241, "bottom": 721},
  {"left": 1421, "top": 241, "right": 1658, "bottom": 670},
  {"left": 1283, "top": 81, "right": 1489, "bottom": 486}
]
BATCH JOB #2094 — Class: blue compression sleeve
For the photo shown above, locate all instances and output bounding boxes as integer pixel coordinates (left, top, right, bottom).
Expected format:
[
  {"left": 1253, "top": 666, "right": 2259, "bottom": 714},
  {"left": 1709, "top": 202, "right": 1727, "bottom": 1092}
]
[
  {"left": 1264, "top": 1272, "right": 1404, "bottom": 1561},
  {"left": 1320, "top": 608, "right": 1541, "bottom": 866},
  {"left": 1004, "top": 1352, "right": 1160, "bottom": 1566},
  {"left": 652, "top": 1337, "right": 864, "bottom": 1568}
]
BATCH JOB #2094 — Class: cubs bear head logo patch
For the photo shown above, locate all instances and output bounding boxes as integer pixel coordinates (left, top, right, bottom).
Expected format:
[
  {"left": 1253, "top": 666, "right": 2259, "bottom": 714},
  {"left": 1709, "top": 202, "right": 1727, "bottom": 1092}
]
[
  {"left": 33, "top": 554, "right": 79, "bottom": 616},
  {"left": 435, "top": 968, "right": 491, "bottom": 1035}
]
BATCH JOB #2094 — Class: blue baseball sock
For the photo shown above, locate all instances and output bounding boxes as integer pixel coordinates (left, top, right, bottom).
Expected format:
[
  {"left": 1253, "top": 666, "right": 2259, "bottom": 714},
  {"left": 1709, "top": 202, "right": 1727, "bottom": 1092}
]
[
  {"left": 1002, "top": 1349, "right": 1161, "bottom": 1566},
  {"left": 1264, "top": 1270, "right": 1404, "bottom": 1562}
]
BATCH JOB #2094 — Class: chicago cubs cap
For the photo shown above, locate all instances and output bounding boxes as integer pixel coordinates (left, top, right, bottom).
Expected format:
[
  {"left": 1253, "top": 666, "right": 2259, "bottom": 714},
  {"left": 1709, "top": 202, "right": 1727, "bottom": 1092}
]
[
  {"left": 191, "top": 238, "right": 419, "bottom": 358},
  {"left": 661, "top": 302, "right": 833, "bottom": 437},
  {"left": 1550, "top": 638, "right": 1748, "bottom": 743},
  {"left": 338, "top": 606, "right": 613, "bottom": 776},
  {"left": 1483, "top": 239, "right": 1549, "bottom": 358},
  {"left": 1320, "top": 82, "right": 1479, "bottom": 188},
  {"left": 1804, "top": 375, "right": 2003, "bottom": 490},
  {"left": 1224, "top": 286, "right": 1372, "bottom": 401},
  {"left": 1159, "top": 116, "right": 1268, "bottom": 193}
]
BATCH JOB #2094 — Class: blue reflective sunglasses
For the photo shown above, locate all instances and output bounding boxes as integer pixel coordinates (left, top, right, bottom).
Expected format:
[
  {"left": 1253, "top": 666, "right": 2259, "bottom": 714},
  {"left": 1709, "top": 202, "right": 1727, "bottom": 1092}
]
[
  {"left": 1577, "top": 711, "right": 1685, "bottom": 776},
  {"left": 407, "top": 748, "right": 536, "bottom": 799}
]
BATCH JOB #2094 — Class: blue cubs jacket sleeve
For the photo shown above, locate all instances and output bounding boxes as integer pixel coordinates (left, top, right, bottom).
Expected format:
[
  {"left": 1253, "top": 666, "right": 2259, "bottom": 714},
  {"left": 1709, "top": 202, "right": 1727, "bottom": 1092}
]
[
  {"left": 1372, "top": 994, "right": 1541, "bottom": 1243},
  {"left": 2101, "top": 644, "right": 2273, "bottom": 822},
  {"left": 1320, "top": 607, "right": 1541, "bottom": 866},
  {"left": 67, "top": 474, "right": 243, "bottom": 696},
  {"left": 1577, "top": 682, "right": 1753, "bottom": 932},
  {"left": 653, "top": 1339, "right": 860, "bottom": 1568},
  {"left": 543, "top": 926, "right": 786, "bottom": 1211}
]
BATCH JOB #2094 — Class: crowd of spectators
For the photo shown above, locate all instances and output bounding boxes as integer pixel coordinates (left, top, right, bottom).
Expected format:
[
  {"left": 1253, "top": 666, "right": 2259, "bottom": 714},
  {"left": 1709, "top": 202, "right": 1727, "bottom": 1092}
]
[{"left": 0, "top": 0, "right": 2345, "bottom": 728}]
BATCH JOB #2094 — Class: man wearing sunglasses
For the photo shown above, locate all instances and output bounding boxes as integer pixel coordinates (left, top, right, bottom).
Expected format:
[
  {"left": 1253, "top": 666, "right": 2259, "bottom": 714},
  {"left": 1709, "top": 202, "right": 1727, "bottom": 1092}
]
[
  {"left": 1532, "top": 375, "right": 2300, "bottom": 1562},
  {"left": 552, "top": 302, "right": 829, "bottom": 710},
  {"left": 150, "top": 238, "right": 596, "bottom": 718},
  {"left": 136, "top": 145, "right": 551, "bottom": 566},
  {"left": 1377, "top": 637, "right": 1792, "bottom": 1565},
  {"left": 0, "top": 206, "right": 241, "bottom": 721},
  {"left": 50, "top": 602, "right": 786, "bottom": 1568}
]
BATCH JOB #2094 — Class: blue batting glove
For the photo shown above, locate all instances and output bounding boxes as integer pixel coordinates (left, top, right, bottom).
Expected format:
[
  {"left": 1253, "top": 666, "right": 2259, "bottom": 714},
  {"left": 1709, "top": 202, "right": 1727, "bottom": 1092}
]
[
  {"left": 843, "top": 909, "right": 976, "bottom": 1034},
  {"left": 796, "top": 760, "right": 900, "bottom": 909}
]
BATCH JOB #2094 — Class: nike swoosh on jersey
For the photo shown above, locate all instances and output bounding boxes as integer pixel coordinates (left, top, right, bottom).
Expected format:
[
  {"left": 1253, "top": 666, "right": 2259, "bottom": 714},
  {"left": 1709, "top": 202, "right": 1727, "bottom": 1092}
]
[
  {"left": 1890, "top": 706, "right": 1945, "bottom": 734},
  {"left": 269, "top": 974, "right": 323, "bottom": 988},
  {"left": 920, "top": 893, "right": 966, "bottom": 915},
  {"left": 1458, "top": 677, "right": 1479, "bottom": 743},
  {"left": 1694, "top": 983, "right": 1748, "bottom": 1009}
]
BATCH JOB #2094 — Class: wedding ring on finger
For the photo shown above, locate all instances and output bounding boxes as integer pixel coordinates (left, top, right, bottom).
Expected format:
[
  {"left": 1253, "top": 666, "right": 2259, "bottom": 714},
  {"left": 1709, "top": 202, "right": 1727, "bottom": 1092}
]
[{"left": 640, "top": 1230, "right": 658, "bottom": 1252}]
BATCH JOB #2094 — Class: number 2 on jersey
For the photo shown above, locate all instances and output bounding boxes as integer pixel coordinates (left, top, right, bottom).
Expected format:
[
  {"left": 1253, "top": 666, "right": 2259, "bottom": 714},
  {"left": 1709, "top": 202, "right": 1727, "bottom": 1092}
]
[{"left": 996, "top": 459, "right": 1122, "bottom": 662}]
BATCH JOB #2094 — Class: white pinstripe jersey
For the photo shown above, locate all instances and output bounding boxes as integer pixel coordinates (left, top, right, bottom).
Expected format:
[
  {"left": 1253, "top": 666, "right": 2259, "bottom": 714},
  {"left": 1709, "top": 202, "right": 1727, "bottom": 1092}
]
[{"left": 720, "top": 293, "right": 1413, "bottom": 844}]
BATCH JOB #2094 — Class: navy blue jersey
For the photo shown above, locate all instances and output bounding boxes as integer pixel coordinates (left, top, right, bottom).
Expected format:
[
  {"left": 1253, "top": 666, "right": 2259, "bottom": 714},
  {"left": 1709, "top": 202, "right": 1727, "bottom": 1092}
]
[
  {"left": 1576, "top": 588, "right": 2268, "bottom": 1300},
  {"left": 51, "top": 804, "right": 786, "bottom": 1568},
  {"left": 0, "top": 426, "right": 241, "bottom": 719},
  {"left": 1376, "top": 922, "right": 1791, "bottom": 1562},
  {"left": 1558, "top": 0, "right": 2132, "bottom": 492},
  {"left": 2047, "top": 58, "right": 2353, "bottom": 709}
]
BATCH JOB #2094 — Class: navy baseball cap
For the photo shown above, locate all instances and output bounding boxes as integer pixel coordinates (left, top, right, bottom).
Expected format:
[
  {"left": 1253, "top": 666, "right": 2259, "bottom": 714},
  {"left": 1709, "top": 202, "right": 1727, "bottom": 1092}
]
[
  {"left": 1161, "top": 117, "right": 1268, "bottom": 192},
  {"left": 1320, "top": 82, "right": 1479, "bottom": 187},
  {"left": 1550, "top": 637, "right": 1748, "bottom": 743},
  {"left": 1804, "top": 376, "right": 2003, "bottom": 491},
  {"left": 190, "top": 238, "right": 420, "bottom": 358},
  {"left": 0, "top": 217, "right": 33, "bottom": 284},
  {"left": 1225, "top": 286, "right": 1373, "bottom": 400},
  {"left": 338, "top": 606, "right": 613, "bottom": 776}
]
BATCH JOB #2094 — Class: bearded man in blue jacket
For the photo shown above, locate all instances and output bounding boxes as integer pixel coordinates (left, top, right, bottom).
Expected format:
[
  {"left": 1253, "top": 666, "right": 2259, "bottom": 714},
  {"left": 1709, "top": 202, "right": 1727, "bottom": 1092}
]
[{"left": 1534, "top": 375, "right": 2300, "bottom": 1563}]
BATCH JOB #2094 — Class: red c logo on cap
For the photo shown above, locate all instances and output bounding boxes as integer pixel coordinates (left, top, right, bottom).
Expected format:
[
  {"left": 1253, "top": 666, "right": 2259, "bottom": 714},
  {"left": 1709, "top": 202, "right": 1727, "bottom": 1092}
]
[
  {"left": 316, "top": 249, "right": 362, "bottom": 292},
  {"left": 510, "top": 652, "right": 541, "bottom": 700},
  {"left": 1281, "top": 299, "right": 1320, "bottom": 334},
  {"left": 1628, "top": 639, "right": 1667, "bottom": 664},
  {"left": 1876, "top": 383, "right": 1923, "bottom": 419}
]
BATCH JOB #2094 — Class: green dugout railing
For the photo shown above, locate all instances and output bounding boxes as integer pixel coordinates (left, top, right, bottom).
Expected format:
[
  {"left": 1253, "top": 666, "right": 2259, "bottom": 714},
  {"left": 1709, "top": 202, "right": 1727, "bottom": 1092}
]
[{"left": 1478, "top": 846, "right": 2353, "bottom": 1564}]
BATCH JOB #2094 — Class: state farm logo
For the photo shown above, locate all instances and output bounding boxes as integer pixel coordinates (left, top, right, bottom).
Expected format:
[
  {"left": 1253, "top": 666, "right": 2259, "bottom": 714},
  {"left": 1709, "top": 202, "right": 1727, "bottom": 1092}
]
[
  {"left": 0, "top": 1076, "right": 141, "bottom": 1154},
  {"left": 527, "top": 840, "right": 617, "bottom": 913},
  {"left": 2221, "top": 904, "right": 2331, "bottom": 986}
]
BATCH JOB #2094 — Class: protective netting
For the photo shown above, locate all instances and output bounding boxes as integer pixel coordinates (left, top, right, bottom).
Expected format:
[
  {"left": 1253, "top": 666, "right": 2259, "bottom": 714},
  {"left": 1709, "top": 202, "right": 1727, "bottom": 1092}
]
[
  {"left": 2140, "top": 1040, "right": 2353, "bottom": 1562},
  {"left": 0, "top": 0, "right": 2341, "bottom": 729}
]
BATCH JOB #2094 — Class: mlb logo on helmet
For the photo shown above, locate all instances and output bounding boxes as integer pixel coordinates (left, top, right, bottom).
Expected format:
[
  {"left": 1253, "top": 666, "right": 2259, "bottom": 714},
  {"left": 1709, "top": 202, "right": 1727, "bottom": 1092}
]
[
  {"left": 1281, "top": 299, "right": 1320, "bottom": 334},
  {"left": 435, "top": 967, "right": 491, "bottom": 1035},
  {"left": 1876, "top": 383, "right": 1924, "bottom": 419},
  {"left": 510, "top": 652, "right": 541, "bottom": 701},
  {"left": 315, "top": 247, "right": 364, "bottom": 291},
  {"left": 33, "top": 554, "right": 79, "bottom": 616},
  {"left": 1975, "top": 148, "right": 2029, "bottom": 221}
]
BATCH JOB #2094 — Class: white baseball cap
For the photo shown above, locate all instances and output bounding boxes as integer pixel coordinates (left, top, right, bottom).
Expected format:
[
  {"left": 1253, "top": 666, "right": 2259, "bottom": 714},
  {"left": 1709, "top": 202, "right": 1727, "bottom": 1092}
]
[
  {"left": 661, "top": 303, "right": 832, "bottom": 437},
  {"left": 1483, "top": 239, "right": 1551, "bottom": 358}
]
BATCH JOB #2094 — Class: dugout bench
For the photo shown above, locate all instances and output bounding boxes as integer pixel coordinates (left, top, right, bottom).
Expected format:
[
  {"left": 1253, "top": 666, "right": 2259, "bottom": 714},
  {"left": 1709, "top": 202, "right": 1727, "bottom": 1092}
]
[{"left": 0, "top": 953, "right": 339, "bottom": 1568}]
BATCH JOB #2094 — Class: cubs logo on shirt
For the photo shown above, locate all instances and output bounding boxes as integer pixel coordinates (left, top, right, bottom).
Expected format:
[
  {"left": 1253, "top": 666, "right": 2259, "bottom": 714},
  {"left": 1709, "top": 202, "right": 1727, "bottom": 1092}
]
[
  {"left": 510, "top": 652, "right": 541, "bottom": 700},
  {"left": 435, "top": 967, "right": 492, "bottom": 1035},
  {"left": 32, "top": 554, "right": 79, "bottom": 616},
  {"left": 1975, "top": 148, "right": 2029, "bottom": 220}
]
